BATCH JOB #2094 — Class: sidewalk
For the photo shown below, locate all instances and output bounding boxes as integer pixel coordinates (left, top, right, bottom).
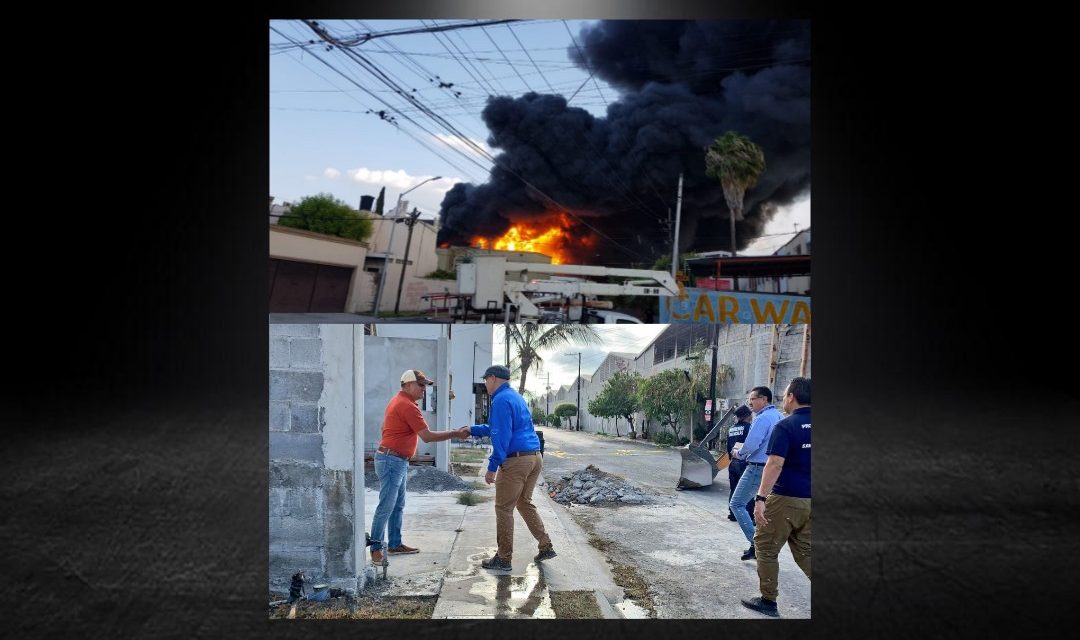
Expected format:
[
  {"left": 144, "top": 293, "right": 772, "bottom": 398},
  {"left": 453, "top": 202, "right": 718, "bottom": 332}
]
[{"left": 363, "top": 453, "right": 624, "bottom": 619}]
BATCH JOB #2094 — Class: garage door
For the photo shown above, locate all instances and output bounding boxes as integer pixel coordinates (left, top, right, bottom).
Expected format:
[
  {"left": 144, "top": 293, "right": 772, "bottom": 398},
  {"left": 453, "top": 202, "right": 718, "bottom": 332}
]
[{"left": 269, "top": 259, "right": 354, "bottom": 312}]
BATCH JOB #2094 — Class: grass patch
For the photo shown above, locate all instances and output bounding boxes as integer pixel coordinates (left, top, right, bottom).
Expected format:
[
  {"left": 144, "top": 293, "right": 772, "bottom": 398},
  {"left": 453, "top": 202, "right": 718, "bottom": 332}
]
[
  {"left": 269, "top": 595, "right": 436, "bottom": 619},
  {"left": 549, "top": 590, "right": 604, "bottom": 619},
  {"left": 609, "top": 562, "right": 656, "bottom": 618},
  {"left": 569, "top": 511, "right": 656, "bottom": 618},
  {"left": 587, "top": 535, "right": 612, "bottom": 553},
  {"left": 451, "top": 448, "right": 490, "bottom": 464},
  {"left": 451, "top": 462, "right": 481, "bottom": 478},
  {"left": 457, "top": 489, "right": 491, "bottom": 506}
]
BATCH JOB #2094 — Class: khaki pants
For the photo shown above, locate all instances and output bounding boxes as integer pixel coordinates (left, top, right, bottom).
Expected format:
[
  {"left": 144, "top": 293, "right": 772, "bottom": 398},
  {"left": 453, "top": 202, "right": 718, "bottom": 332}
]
[
  {"left": 494, "top": 454, "right": 551, "bottom": 561},
  {"left": 753, "top": 494, "right": 811, "bottom": 601}
]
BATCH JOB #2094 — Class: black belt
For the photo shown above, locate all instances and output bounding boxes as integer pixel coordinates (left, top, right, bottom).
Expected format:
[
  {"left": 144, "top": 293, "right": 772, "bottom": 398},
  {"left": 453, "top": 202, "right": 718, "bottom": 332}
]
[
  {"left": 747, "top": 461, "right": 765, "bottom": 466},
  {"left": 376, "top": 446, "right": 409, "bottom": 460},
  {"left": 506, "top": 450, "right": 540, "bottom": 458}
]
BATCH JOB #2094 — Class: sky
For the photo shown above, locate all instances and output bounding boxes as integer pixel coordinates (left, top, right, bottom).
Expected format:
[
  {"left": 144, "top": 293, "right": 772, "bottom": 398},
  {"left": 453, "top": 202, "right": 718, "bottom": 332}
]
[
  {"left": 491, "top": 324, "right": 667, "bottom": 397},
  {"left": 269, "top": 19, "right": 809, "bottom": 256}
]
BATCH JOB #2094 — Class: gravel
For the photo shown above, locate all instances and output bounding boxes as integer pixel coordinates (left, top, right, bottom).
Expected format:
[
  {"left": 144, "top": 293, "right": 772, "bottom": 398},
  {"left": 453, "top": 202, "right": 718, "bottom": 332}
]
[
  {"left": 365, "top": 465, "right": 474, "bottom": 493},
  {"left": 547, "top": 464, "right": 656, "bottom": 506}
]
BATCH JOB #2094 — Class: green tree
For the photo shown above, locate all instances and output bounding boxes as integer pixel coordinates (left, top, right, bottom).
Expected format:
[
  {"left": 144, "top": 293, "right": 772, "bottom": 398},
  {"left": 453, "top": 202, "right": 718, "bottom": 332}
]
[
  {"left": 636, "top": 369, "right": 694, "bottom": 439},
  {"left": 553, "top": 402, "right": 578, "bottom": 429},
  {"left": 278, "top": 192, "right": 374, "bottom": 242},
  {"left": 587, "top": 371, "right": 642, "bottom": 437},
  {"left": 502, "top": 324, "right": 602, "bottom": 395},
  {"left": 705, "top": 132, "right": 766, "bottom": 256},
  {"left": 375, "top": 186, "right": 386, "bottom": 215},
  {"left": 530, "top": 405, "right": 546, "bottom": 426}
]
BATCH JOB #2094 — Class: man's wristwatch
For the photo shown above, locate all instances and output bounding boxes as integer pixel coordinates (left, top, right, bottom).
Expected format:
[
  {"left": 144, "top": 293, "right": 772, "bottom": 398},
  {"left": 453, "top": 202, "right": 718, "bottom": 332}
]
[{"left": 755, "top": 494, "right": 768, "bottom": 503}]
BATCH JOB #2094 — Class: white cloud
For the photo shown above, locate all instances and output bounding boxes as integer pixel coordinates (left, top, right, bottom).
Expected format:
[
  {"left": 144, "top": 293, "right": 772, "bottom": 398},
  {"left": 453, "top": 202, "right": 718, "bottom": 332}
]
[
  {"left": 348, "top": 167, "right": 414, "bottom": 189},
  {"left": 340, "top": 170, "right": 462, "bottom": 217},
  {"left": 323, "top": 167, "right": 341, "bottom": 179},
  {"left": 432, "top": 133, "right": 491, "bottom": 157}
]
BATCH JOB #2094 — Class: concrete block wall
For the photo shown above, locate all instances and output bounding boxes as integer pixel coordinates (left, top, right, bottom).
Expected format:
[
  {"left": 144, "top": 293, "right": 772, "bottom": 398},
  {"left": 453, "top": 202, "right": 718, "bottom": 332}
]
[{"left": 269, "top": 324, "right": 361, "bottom": 594}]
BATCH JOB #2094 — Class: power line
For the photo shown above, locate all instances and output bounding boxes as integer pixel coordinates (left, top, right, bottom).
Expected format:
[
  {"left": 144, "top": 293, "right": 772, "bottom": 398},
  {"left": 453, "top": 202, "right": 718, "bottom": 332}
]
[
  {"left": 478, "top": 22, "right": 534, "bottom": 93},
  {"left": 277, "top": 24, "right": 495, "bottom": 180},
  {"left": 505, "top": 22, "right": 557, "bottom": 94}
]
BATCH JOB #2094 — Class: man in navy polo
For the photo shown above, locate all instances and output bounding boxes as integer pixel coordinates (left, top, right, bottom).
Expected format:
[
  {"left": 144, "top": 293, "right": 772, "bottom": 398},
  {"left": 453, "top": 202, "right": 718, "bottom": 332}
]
[
  {"left": 741, "top": 377, "right": 812, "bottom": 618},
  {"left": 461, "top": 365, "right": 556, "bottom": 571},
  {"left": 726, "top": 405, "right": 754, "bottom": 522}
]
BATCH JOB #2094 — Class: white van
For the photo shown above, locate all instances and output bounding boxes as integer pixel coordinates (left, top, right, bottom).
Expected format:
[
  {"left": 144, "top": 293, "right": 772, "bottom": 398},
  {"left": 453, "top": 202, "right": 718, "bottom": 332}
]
[{"left": 584, "top": 310, "right": 643, "bottom": 324}]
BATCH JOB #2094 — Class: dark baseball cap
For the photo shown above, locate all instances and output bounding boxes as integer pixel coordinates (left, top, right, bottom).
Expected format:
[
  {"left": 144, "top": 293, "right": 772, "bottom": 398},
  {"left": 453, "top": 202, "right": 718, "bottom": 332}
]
[
  {"left": 481, "top": 365, "right": 511, "bottom": 380},
  {"left": 734, "top": 405, "right": 753, "bottom": 420}
]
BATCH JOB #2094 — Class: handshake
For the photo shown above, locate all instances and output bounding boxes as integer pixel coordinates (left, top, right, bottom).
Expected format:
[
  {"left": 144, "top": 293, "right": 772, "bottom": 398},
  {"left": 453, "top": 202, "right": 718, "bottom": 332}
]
[{"left": 453, "top": 426, "right": 472, "bottom": 439}]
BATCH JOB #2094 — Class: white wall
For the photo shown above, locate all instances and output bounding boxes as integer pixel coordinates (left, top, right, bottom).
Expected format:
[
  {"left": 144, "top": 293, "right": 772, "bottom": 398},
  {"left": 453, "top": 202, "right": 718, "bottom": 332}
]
[
  {"left": 362, "top": 335, "right": 450, "bottom": 471},
  {"left": 319, "top": 325, "right": 358, "bottom": 471},
  {"left": 369, "top": 324, "right": 492, "bottom": 431}
]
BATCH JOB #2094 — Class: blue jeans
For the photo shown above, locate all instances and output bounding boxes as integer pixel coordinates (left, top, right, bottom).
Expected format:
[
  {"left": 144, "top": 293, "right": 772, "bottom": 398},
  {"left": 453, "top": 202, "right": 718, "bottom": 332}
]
[
  {"left": 369, "top": 453, "right": 408, "bottom": 551},
  {"left": 728, "top": 459, "right": 754, "bottom": 521},
  {"left": 729, "top": 463, "right": 764, "bottom": 545}
]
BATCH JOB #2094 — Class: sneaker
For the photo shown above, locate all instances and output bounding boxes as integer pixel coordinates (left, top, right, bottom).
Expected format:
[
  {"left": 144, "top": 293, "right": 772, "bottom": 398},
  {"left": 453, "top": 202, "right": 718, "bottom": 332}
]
[
  {"left": 534, "top": 545, "right": 557, "bottom": 562},
  {"left": 481, "top": 555, "right": 512, "bottom": 571},
  {"left": 727, "top": 512, "right": 737, "bottom": 521},
  {"left": 740, "top": 545, "right": 756, "bottom": 561},
  {"left": 741, "top": 596, "right": 779, "bottom": 617},
  {"left": 387, "top": 544, "right": 419, "bottom": 555},
  {"left": 370, "top": 549, "right": 384, "bottom": 565}
]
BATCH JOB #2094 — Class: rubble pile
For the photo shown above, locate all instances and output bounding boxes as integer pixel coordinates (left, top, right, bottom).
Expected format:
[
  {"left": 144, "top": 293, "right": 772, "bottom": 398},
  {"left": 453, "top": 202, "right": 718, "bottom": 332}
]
[
  {"left": 365, "top": 465, "right": 473, "bottom": 493},
  {"left": 548, "top": 465, "right": 654, "bottom": 506}
]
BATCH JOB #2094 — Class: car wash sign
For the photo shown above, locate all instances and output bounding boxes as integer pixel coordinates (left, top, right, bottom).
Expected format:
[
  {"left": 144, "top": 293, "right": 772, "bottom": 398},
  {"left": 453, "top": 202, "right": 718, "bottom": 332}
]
[{"left": 659, "top": 288, "right": 811, "bottom": 324}]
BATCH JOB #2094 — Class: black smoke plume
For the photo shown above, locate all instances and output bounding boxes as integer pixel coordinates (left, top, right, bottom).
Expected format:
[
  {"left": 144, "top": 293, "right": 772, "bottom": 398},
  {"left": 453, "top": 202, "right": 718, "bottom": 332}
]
[{"left": 437, "top": 20, "right": 810, "bottom": 265}]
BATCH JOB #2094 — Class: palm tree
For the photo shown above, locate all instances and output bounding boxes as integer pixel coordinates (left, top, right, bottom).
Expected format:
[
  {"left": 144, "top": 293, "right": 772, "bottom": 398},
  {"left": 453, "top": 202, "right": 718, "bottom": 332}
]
[
  {"left": 705, "top": 131, "right": 766, "bottom": 257},
  {"left": 503, "top": 324, "right": 602, "bottom": 394}
]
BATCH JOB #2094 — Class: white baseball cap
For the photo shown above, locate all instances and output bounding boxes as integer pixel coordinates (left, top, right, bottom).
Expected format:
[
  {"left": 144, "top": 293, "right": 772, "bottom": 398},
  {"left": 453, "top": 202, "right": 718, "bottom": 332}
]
[{"left": 400, "top": 369, "right": 434, "bottom": 385}]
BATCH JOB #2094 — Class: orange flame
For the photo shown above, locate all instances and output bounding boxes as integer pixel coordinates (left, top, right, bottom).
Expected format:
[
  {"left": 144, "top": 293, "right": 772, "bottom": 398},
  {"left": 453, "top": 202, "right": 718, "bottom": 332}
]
[{"left": 470, "top": 212, "right": 584, "bottom": 264}]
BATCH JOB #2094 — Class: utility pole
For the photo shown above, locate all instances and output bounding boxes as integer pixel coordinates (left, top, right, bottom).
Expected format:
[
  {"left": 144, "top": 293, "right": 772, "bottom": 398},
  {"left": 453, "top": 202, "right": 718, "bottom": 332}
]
[
  {"left": 705, "top": 323, "right": 720, "bottom": 447},
  {"left": 545, "top": 372, "right": 551, "bottom": 420},
  {"left": 566, "top": 352, "right": 582, "bottom": 431},
  {"left": 393, "top": 207, "right": 424, "bottom": 314},
  {"left": 374, "top": 176, "right": 440, "bottom": 317},
  {"left": 671, "top": 173, "right": 684, "bottom": 279}
]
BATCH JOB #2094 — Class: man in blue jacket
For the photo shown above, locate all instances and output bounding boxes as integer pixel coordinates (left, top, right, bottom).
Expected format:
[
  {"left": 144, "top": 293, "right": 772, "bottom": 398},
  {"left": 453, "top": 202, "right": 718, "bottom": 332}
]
[
  {"left": 462, "top": 365, "right": 556, "bottom": 571},
  {"left": 728, "top": 386, "right": 784, "bottom": 560}
]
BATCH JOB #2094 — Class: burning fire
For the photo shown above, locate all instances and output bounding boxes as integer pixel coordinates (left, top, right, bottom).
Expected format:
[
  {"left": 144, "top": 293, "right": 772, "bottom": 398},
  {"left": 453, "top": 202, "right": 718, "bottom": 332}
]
[{"left": 471, "top": 213, "right": 590, "bottom": 264}]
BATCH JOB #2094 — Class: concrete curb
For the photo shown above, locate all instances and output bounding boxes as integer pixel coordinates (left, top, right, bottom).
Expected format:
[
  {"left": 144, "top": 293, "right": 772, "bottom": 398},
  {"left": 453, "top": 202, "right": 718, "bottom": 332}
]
[{"left": 592, "top": 589, "right": 621, "bottom": 619}]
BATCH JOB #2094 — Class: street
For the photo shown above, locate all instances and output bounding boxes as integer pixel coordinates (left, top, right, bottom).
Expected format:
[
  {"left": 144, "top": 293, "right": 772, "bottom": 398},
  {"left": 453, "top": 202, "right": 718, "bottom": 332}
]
[{"left": 537, "top": 427, "right": 812, "bottom": 618}]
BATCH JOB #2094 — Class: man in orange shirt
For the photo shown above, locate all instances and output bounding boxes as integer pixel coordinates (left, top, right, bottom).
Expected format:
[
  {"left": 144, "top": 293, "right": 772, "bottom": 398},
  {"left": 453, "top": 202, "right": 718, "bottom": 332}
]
[{"left": 369, "top": 369, "right": 465, "bottom": 566}]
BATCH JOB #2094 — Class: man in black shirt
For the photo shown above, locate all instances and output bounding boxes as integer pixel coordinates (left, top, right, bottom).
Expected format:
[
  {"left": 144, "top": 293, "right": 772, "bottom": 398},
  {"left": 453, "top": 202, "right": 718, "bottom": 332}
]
[
  {"left": 741, "top": 377, "right": 811, "bottom": 618},
  {"left": 725, "top": 405, "right": 754, "bottom": 521}
]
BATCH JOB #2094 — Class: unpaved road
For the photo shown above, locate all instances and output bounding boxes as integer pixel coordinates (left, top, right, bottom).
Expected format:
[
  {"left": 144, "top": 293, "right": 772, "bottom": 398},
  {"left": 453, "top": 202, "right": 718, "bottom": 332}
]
[{"left": 538, "top": 427, "right": 811, "bottom": 619}]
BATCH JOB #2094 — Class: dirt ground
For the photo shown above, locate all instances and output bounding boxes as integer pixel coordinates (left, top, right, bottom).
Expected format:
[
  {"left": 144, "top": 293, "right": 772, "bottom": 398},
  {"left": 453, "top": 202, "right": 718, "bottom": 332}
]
[
  {"left": 571, "top": 509, "right": 658, "bottom": 618},
  {"left": 549, "top": 591, "right": 604, "bottom": 619},
  {"left": 268, "top": 594, "right": 436, "bottom": 619}
]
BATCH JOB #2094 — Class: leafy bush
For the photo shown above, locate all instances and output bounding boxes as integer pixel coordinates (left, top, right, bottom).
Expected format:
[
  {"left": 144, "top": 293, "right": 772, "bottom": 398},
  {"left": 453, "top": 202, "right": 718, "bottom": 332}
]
[
  {"left": 653, "top": 431, "right": 676, "bottom": 447},
  {"left": 424, "top": 269, "right": 457, "bottom": 280}
]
